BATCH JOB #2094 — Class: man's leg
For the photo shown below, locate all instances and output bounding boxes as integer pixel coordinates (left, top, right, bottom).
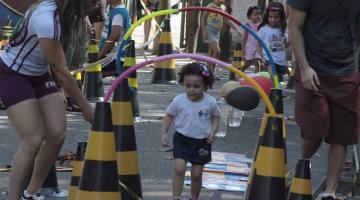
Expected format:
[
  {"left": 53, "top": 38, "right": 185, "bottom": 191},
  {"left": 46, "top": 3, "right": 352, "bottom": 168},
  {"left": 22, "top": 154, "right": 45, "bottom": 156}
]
[
  {"left": 302, "top": 138, "right": 322, "bottom": 159},
  {"left": 325, "top": 143, "right": 347, "bottom": 195}
]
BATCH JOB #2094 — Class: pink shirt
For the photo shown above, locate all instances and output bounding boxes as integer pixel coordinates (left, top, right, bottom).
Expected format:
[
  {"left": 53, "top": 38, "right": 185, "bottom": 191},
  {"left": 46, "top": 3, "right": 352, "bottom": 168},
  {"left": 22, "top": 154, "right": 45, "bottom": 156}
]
[{"left": 245, "top": 22, "right": 259, "bottom": 50}]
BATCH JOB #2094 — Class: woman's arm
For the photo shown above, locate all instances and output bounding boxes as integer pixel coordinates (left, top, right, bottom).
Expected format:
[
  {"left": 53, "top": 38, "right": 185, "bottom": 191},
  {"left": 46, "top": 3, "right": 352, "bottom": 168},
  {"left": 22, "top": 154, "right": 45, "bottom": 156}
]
[
  {"left": 99, "top": 25, "right": 122, "bottom": 58},
  {"left": 161, "top": 114, "right": 174, "bottom": 146},
  {"left": 39, "top": 38, "right": 94, "bottom": 122}
]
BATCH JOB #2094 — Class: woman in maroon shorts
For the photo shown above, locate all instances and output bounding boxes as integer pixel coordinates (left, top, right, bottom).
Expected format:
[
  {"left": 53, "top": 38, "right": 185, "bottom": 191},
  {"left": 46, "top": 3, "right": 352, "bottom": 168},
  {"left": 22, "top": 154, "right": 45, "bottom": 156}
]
[{"left": 0, "top": 0, "right": 96, "bottom": 199}]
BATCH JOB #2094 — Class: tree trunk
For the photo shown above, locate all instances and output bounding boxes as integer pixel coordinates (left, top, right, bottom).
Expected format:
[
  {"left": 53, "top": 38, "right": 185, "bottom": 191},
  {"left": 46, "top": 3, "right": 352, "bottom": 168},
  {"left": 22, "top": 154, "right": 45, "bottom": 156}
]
[
  {"left": 185, "top": 0, "right": 202, "bottom": 53},
  {"left": 219, "top": 0, "right": 233, "bottom": 61},
  {"left": 153, "top": 0, "right": 170, "bottom": 54}
]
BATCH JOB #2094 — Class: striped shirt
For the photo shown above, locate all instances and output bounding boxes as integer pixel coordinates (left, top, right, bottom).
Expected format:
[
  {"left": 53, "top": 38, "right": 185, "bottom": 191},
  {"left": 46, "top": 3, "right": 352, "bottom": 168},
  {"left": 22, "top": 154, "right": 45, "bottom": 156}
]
[{"left": 1, "top": 0, "right": 61, "bottom": 76}]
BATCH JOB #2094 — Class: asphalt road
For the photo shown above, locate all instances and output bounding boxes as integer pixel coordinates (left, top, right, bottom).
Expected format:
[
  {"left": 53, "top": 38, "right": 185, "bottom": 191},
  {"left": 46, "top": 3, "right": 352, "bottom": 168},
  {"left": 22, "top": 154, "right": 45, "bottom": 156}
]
[{"left": 0, "top": 60, "right": 332, "bottom": 200}]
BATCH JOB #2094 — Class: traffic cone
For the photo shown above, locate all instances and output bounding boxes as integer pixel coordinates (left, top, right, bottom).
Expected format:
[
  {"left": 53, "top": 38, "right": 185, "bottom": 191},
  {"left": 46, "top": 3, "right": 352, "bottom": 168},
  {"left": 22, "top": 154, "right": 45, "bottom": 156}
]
[
  {"left": 40, "top": 165, "right": 67, "bottom": 197},
  {"left": 82, "top": 31, "right": 104, "bottom": 102},
  {"left": 77, "top": 102, "right": 120, "bottom": 200},
  {"left": 123, "top": 40, "right": 141, "bottom": 120},
  {"left": 68, "top": 141, "right": 87, "bottom": 200},
  {"left": 151, "top": 18, "right": 177, "bottom": 84},
  {"left": 288, "top": 159, "right": 312, "bottom": 200},
  {"left": 75, "top": 71, "right": 83, "bottom": 90},
  {"left": 229, "top": 43, "right": 245, "bottom": 80},
  {"left": 1, "top": 25, "right": 12, "bottom": 50},
  {"left": 112, "top": 79, "right": 143, "bottom": 199},
  {"left": 245, "top": 116, "right": 287, "bottom": 200}
]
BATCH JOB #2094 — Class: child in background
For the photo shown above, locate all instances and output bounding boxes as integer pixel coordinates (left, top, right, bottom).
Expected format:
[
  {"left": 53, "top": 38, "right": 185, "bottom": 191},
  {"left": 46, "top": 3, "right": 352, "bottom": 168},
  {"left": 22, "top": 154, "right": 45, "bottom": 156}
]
[
  {"left": 242, "top": 6, "right": 262, "bottom": 72},
  {"left": 256, "top": 1, "right": 289, "bottom": 81},
  {"left": 200, "top": 0, "right": 242, "bottom": 78},
  {"left": 161, "top": 63, "right": 220, "bottom": 200},
  {"left": 99, "top": 0, "right": 131, "bottom": 76}
]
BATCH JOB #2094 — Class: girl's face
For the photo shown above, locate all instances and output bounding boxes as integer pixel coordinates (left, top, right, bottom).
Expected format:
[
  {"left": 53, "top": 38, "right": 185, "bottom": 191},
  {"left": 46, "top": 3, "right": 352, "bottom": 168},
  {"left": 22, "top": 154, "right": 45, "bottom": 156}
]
[
  {"left": 214, "top": 0, "right": 224, "bottom": 6},
  {"left": 250, "top": 9, "right": 261, "bottom": 23},
  {"left": 183, "top": 75, "right": 206, "bottom": 102},
  {"left": 268, "top": 10, "right": 281, "bottom": 28}
]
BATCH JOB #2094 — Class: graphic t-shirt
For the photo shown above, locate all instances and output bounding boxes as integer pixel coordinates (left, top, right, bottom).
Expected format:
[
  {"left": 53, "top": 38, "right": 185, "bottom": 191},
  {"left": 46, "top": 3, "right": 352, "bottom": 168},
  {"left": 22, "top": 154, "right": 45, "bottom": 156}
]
[
  {"left": 257, "top": 25, "right": 287, "bottom": 66},
  {"left": 206, "top": 2, "right": 226, "bottom": 30}
]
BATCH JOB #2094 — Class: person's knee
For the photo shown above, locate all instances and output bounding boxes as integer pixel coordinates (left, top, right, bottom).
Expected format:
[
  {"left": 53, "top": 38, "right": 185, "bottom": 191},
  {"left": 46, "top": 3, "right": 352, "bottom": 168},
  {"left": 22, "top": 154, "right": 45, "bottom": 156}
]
[
  {"left": 191, "top": 172, "right": 202, "bottom": 182},
  {"left": 174, "top": 166, "right": 186, "bottom": 176},
  {"left": 21, "top": 131, "right": 46, "bottom": 155},
  {"left": 44, "top": 125, "right": 66, "bottom": 146}
]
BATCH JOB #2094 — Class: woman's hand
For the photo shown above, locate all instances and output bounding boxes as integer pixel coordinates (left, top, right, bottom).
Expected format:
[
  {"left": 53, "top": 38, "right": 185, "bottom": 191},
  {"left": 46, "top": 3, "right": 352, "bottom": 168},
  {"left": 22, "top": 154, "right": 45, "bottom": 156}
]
[{"left": 82, "top": 105, "right": 95, "bottom": 123}]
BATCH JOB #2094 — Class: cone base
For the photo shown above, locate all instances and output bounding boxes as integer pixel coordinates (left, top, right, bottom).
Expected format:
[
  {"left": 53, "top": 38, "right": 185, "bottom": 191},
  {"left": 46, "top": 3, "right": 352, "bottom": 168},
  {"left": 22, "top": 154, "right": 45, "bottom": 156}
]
[{"left": 151, "top": 68, "right": 177, "bottom": 85}]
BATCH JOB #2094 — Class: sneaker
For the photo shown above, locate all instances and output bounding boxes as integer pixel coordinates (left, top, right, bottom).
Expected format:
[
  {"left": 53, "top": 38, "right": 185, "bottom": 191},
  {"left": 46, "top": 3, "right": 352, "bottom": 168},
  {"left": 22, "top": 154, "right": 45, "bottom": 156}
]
[
  {"left": 20, "top": 191, "right": 45, "bottom": 200},
  {"left": 66, "top": 98, "right": 81, "bottom": 113}
]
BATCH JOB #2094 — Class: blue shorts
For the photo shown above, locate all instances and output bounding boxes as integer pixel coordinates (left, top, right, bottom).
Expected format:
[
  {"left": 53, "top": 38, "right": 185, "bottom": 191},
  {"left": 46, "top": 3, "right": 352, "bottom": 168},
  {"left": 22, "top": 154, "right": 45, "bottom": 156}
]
[
  {"left": 173, "top": 132, "right": 211, "bottom": 165},
  {"left": 203, "top": 25, "right": 220, "bottom": 44}
]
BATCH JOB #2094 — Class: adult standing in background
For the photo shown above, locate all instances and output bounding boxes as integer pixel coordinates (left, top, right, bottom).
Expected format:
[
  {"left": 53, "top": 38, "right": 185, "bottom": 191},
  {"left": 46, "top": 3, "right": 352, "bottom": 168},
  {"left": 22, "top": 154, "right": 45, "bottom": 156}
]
[
  {"left": 287, "top": 0, "right": 360, "bottom": 199},
  {"left": 0, "top": 0, "right": 95, "bottom": 199}
]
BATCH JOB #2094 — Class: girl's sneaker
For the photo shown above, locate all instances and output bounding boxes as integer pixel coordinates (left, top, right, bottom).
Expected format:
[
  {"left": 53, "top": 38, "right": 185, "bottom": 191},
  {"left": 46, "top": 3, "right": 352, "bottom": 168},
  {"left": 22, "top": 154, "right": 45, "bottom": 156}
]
[{"left": 20, "top": 191, "right": 45, "bottom": 200}]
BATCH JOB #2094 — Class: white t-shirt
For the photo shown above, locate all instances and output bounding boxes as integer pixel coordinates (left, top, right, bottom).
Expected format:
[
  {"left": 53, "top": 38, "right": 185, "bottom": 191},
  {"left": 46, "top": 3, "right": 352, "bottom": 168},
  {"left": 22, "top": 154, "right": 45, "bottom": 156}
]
[
  {"left": 166, "top": 93, "right": 220, "bottom": 139},
  {"left": 257, "top": 25, "right": 287, "bottom": 66},
  {"left": 1, "top": 0, "right": 61, "bottom": 76}
]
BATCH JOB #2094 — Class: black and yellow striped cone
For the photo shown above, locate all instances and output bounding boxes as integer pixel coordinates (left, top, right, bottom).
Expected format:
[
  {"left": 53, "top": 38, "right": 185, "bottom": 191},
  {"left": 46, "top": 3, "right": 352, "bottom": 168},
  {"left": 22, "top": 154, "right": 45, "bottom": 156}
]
[
  {"left": 245, "top": 116, "right": 287, "bottom": 200},
  {"left": 77, "top": 102, "right": 120, "bottom": 200},
  {"left": 75, "top": 71, "right": 83, "bottom": 90},
  {"left": 1, "top": 25, "right": 13, "bottom": 50},
  {"left": 68, "top": 141, "right": 87, "bottom": 200},
  {"left": 40, "top": 165, "right": 59, "bottom": 195},
  {"left": 151, "top": 18, "right": 177, "bottom": 84},
  {"left": 112, "top": 79, "right": 143, "bottom": 199},
  {"left": 123, "top": 40, "right": 140, "bottom": 119},
  {"left": 229, "top": 43, "right": 245, "bottom": 80},
  {"left": 288, "top": 159, "right": 312, "bottom": 200},
  {"left": 83, "top": 32, "right": 104, "bottom": 102}
]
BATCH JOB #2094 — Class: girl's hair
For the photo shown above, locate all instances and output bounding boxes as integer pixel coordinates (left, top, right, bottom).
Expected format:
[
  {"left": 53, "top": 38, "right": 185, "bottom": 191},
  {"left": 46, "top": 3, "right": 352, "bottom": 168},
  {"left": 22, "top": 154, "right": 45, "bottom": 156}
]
[
  {"left": 56, "top": 0, "right": 94, "bottom": 51},
  {"left": 178, "top": 62, "right": 215, "bottom": 89},
  {"left": 257, "top": 2, "right": 287, "bottom": 35},
  {"left": 247, "top": 6, "right": 259, "bottom": 19}
]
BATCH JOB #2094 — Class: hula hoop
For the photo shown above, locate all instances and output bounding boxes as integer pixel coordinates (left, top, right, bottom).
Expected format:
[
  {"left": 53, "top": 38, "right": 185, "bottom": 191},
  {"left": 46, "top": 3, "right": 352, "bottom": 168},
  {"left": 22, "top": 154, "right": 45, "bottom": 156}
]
[
  {"left": 106, "top": 53, "right": 276, "bottom": 115},
  {"left": 116, "top": 6, "right": 280, "bottom": 88}
]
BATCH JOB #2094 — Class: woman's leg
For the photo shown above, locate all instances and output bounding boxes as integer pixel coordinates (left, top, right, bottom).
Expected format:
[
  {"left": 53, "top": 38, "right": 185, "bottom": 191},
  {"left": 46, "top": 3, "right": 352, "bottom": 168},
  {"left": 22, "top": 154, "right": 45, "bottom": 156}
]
[
  {"left": 208, "top": 42, "right": 220, "bottom": 73},
  {"left": 172, "top": 158, "right": 187, "bottom": 198},
  {"left": 27, "top": 92, "right": 66, "bottom": 194},
  {"left": 190, "top": 164, "right": 204, "bottom": 200},
  {"left": 7, "top": 100, "right": 46, "bottom": 200}
]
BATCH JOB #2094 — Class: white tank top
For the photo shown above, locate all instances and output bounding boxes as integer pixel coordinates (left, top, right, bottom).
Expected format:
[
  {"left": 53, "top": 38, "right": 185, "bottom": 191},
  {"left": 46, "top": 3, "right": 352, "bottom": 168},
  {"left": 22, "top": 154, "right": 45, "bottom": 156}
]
[{"left": 1, "top": 0, "right": 61, "bottom": 76}]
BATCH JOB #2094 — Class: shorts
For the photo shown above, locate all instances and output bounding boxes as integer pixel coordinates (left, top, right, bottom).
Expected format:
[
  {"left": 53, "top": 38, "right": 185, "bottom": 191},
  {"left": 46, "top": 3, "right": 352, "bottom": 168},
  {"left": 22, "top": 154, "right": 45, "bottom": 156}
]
[
  {"left": 0, "top": 58, "right": 59, "bottom": 109},
  {"left": 203, "top": 25, "right": 220, "bottom": 44},
  {"left": 294, "top": 69, "right": 360, "bottom": 145},
  {"left": 173, "top": 131, "right": 211, "bottom": 165},
  {"left": 245, "top": 48, "right": 261, "bottom": 60}
]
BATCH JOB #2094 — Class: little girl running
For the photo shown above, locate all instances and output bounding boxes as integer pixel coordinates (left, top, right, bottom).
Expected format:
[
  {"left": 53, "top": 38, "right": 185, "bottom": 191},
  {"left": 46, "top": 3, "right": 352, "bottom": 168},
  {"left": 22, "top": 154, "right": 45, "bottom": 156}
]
[
  {"left": 256, "top": 2, "right": 289, "bottom": 81},
  {"left": 242, "top": 6, "right": 262, "bottom": 72},
  {"left": 161, "top": 62, "right": 220, "bottom": 200}
]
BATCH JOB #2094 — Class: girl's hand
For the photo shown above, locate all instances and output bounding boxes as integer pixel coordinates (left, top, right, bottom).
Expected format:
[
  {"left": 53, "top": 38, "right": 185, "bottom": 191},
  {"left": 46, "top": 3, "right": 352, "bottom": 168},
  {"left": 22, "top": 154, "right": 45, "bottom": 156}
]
[
  {"left": 207, "top": 134, "right": 215, "bottom": 144},
  {"left": 161, "top": 134, "right": 169, "bottom": 147},
  {"left": 299, "top": 67, "right": 320, "bottom": 92}
]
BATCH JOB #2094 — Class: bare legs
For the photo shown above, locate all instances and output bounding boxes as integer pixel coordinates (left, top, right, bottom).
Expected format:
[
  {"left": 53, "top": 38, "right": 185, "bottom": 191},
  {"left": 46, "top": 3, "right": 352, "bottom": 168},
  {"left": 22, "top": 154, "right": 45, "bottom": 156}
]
[
  {"left": 172, "top": 159, "right": 204, "bottom": 199},
  {"left": 7, "top": 93, "right": 66, "bottom": 200},
  {"left": 301, "top": 138, "right": 347, "bottom": 196},
  {"left": 207, "top": 42, "right": 220, "bottom": 73}
]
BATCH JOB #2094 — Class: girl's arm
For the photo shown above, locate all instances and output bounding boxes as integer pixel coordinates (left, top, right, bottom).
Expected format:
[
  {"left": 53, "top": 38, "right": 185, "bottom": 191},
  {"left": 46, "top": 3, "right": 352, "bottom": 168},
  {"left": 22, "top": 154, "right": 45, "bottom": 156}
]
[
  {"left": 99, "top": 25, "right": 123, "bottom": 58},
  {"left": 224, "top": 18, "right": 242, "bottom": 38},
  {"left": 39, "top": 38, "right": 94, "bottom": 122},
  {"left": 207, "top": 116, "right": 220, "bottom": 143},
  {"left": 161, "top": 113, "right": 174, "bottom": 146}
]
